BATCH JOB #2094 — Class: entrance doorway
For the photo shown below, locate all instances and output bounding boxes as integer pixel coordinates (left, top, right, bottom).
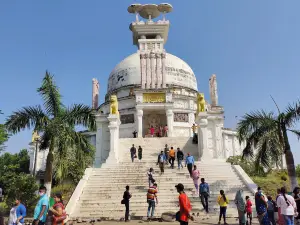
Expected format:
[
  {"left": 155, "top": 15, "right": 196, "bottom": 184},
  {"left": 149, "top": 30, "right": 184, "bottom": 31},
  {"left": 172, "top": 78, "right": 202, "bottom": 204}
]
[{"left": 143, "top": 110, "right": 167, "bottom": 137}]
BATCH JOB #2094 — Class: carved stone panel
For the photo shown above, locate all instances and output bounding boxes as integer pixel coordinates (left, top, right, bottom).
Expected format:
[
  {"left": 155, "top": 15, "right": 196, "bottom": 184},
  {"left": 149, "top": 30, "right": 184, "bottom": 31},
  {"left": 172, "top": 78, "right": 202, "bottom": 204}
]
[
  {"left": 174, "top": 113, "right": 188, "bottom": 122},
  {"left": 120, "top": 114, "right": 135, "bottom": 124}
]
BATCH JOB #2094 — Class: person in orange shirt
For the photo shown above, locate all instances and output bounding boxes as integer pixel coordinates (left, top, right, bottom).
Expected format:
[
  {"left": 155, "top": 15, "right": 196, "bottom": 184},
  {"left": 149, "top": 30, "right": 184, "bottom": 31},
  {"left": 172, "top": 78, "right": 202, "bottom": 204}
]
[
  {"left": 168, "top": 147, "right": 176, "bottom": 169},
  {"left": 175, "top": 183, "right": 193, "bottom": 225}
]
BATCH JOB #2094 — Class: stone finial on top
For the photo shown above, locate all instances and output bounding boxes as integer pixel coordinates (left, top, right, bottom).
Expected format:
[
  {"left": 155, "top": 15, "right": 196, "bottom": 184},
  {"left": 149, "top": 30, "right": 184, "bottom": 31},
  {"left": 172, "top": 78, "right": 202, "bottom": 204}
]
[{"left": 128, "top": 3, "right": 173, "bottom": 22}]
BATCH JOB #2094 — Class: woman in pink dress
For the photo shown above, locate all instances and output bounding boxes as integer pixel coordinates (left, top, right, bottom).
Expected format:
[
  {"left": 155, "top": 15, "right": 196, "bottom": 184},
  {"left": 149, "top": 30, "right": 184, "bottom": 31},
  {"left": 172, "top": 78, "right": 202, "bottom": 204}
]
[
  {"left": 150, "top": 126, "right": 155, "bottom": 137},
  {"left": 191, "top": 165, "right": 200, "bottom": 195}
]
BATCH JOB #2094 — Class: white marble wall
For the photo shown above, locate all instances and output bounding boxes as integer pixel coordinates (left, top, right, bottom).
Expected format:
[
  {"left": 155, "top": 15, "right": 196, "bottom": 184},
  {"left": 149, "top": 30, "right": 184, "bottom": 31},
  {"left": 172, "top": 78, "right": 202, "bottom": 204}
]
[
  {"left": 222, "top": 130, "right": 246, "bottom": 159},
  {"left": 28, "top": 144, "right": 49, "bottom": 174},
  {"left": 120, "top": 123, "right": 136, "bottom": 138}
]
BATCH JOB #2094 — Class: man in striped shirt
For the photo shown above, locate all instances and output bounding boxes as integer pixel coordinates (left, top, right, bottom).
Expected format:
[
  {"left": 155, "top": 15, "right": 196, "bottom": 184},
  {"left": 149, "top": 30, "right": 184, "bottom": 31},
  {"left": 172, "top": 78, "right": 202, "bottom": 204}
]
[{"left": 147, "top": 183, "right": 158, "bottom": 220}]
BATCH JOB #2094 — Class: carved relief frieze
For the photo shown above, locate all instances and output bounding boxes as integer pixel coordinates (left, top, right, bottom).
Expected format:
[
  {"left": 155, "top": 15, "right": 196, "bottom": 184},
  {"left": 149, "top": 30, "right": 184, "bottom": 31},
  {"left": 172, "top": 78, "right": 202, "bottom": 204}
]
[{"left": 174, "top": 113, "right": 188, "bottom": 122}]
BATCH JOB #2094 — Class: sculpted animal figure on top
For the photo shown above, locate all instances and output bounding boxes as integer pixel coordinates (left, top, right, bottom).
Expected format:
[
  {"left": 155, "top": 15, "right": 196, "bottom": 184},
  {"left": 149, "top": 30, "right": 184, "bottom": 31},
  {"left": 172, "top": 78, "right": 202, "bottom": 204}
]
[
  {"left": 197, "top": 93, "right": 206, "bottom": 113},
  {"left": 110, "top": 95, "right": 119, "bottom": 115}
]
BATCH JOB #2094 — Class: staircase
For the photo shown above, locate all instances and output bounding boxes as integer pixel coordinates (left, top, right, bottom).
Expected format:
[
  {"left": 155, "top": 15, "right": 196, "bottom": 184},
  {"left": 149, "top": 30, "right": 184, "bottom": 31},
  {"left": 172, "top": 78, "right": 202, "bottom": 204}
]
[{"left": 69, "top": 137, "right": 255, "bottom": 220}]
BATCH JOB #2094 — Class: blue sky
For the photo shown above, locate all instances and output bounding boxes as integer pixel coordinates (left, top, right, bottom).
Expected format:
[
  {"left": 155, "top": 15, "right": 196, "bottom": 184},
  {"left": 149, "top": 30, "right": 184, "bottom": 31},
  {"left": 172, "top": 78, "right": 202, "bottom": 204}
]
[{"left": 0, "top": 1, "right": 299, "bottom": 162}]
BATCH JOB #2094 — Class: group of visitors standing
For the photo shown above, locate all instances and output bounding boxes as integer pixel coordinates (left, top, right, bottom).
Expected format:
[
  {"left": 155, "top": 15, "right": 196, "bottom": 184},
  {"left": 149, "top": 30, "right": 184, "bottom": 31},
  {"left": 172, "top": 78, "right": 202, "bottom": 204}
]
[
  {"left": 231, "top": 186, "right": 299, "bottom": 225},
  {"left": 156, "top": 144, "right": 194, "bottom": 175},
  {"left": 8, "top": 186, "right": 66, "bottom": 225},
  {"left": 149, "top": 125, "right": 168, "bottom": 137}
]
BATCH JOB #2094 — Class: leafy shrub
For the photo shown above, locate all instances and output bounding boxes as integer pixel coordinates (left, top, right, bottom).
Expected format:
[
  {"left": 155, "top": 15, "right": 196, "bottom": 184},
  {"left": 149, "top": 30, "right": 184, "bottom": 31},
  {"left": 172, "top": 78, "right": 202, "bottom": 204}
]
[
  {"left": 296, "top": 165, "right": 300, "bottom": 177},
  {"left": 226, "top": 156, "right": 266, "bottom": 176}
]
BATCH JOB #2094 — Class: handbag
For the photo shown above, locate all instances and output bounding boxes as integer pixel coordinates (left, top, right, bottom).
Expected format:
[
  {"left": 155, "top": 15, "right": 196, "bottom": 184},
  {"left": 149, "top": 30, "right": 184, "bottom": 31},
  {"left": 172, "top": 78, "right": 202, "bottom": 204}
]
[
  {"left": 175, "top": 211, "right": 181, "bottom": 222},
  {"left": 121, "top": 199, "right": 125, "bottom": 204}
]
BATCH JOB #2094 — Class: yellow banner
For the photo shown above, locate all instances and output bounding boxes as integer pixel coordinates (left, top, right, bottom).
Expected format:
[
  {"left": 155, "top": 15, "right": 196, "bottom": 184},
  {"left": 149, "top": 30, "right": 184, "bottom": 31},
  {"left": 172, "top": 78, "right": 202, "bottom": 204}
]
[{"left": 143, "top": 93, "right": 165, "bottom": 103}]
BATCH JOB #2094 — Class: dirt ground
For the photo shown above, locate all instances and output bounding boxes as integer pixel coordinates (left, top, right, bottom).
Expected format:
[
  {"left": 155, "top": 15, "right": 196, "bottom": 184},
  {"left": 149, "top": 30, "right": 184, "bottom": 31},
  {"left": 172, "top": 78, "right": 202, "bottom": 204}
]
[{"left": 71, "top": 217, "right": 259, "bottom": 225}]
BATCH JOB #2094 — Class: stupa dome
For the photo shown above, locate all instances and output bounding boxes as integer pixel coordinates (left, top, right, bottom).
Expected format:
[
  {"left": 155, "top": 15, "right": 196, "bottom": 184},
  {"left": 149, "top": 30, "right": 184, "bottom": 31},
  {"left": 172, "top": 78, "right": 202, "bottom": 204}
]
[{"left": 107, "top": 52, "right": 198, "bottom": 93}]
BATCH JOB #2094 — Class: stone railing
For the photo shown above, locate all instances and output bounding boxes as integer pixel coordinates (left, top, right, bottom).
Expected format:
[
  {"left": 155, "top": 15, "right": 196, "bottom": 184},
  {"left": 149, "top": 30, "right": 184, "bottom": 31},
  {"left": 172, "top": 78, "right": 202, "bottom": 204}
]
[{"left": 65, "top": 168, "right": 93, "bottom": 221}]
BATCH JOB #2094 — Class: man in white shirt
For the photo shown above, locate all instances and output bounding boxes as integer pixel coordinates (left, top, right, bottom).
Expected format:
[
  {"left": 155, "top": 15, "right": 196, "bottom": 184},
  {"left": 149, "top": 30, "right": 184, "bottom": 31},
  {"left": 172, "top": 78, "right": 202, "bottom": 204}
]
[{"left": 277, "top": 187, "right": 297, "bottom": 225}]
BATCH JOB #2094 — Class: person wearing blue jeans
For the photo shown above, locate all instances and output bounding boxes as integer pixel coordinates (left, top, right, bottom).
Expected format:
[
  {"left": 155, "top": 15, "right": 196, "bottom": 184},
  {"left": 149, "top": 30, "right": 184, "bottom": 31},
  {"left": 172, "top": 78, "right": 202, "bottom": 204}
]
[
  {"left": 185, "top": 153, "right": 195, "bottom": 176},
  {"left": 147, "top": 184, "right": 158, "bottom": 220},
  {"left": 177, "top": 148, "right": 184, "bottom": 170}
]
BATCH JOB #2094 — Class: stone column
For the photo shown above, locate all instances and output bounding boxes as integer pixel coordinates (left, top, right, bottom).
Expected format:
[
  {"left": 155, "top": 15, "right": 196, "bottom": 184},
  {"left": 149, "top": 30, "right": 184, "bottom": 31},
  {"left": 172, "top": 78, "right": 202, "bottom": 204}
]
[
  {"left": 166, "top": 108, "right": 174, "bottom": 137},
  {"left": 92, "top": 78, "right": 99, "bottom": 109},
  {"left": 146, "top": 53, "right": 151, "bottom": 89},
  {"left": 214, "top": 120, "right": 223, "bottom": 159},
  {"left": 161, "top": 53, "right": 166, "bottom": 88},
  {"left": 188, "top": 113, "right": 195, "bottom": 137},
  {"left": 137, "top": 109, "right": 143, "bottom": 138},
  {"left": 106, "top": 114, "right": 121, "bottom": 164},
  {"left": 150, "top": 52, "right": 156, "bottom": 89},
  {"left": 140, "top": 54, "right": 146, "bottom": 89},
  {"left": 156, "top": 53, "right": 162, "bottom": 88},
  {"left": 95, "top": 114, "right": 108, "bottom": 167},
  {"left": 196, "top": 112, "right": 211, "bottom": 161}
]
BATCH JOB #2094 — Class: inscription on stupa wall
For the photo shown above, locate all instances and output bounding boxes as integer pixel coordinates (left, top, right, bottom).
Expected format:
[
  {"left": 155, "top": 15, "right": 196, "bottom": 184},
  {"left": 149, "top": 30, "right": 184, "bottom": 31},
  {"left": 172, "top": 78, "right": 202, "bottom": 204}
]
[{"left": 165, "top": 66, "right": 197, "bottom": 90}]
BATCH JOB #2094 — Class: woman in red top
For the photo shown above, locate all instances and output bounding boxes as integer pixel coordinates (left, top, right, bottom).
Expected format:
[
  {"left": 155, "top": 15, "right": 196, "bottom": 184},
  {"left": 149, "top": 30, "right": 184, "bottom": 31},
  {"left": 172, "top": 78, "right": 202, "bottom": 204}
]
[
  {"left": 176, "top": 183, "right": 192, "bottom": 225},
  {"left": 49, "top": 193, "right": 66, "bottom": 225},
  {"left": 245, "top": 196, "right": 252, "bottom": 225}
]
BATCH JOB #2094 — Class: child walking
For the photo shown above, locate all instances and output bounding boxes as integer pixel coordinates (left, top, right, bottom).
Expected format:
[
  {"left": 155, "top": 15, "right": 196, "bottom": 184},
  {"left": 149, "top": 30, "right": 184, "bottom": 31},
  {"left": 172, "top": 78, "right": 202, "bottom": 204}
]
[
  {"left": 217, "top": 190, "right": 229, "bottom": 224},
  {"left": 245, "top": 196, "right": 252, "bottom": 225}
]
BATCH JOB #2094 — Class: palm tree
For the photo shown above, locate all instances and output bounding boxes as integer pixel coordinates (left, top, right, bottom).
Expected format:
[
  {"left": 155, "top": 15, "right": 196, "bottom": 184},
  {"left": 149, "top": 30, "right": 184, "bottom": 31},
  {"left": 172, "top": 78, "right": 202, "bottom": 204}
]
[
  {"left": 237, "top": 99, "right": 300, "bottom": 190},
  {"left": 5, "top": 71, "right": 96, "bottom": 195}
]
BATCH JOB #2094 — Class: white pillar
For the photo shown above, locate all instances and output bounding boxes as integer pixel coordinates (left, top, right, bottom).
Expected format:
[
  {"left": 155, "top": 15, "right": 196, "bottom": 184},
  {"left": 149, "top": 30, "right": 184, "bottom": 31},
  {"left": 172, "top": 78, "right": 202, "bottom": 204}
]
[
  {"left": 196, "top": 112, "right": 211, "bottom": 161},
  {"left": 140, "top": 54, "right": 146, "bottom": 89},
  {"left": 106, "top": 114, "right": 121, "bottom": 164},
  {"left": 95, "top": 114, "right": 108, "bottom": 167},
  {"left": 150, "top": 52, "right": 156, "bottom": 89},
  {"left": 156, "top": 53, "right": 162, "bottom": 88},
  {"left": 162, "top": 53, "right": 166, "bottom": 88},
  {"left": 137, "top": 109, "right": 143, "bottom": 138},
  {"left": 146, "top": 54, "right": 151, "bottom": 89},
  {"left": 188, "top": 113, "right": 195, "bottom": 137},
  {"left": 166, "top": 108, "right": 174, "bottom": 137}
]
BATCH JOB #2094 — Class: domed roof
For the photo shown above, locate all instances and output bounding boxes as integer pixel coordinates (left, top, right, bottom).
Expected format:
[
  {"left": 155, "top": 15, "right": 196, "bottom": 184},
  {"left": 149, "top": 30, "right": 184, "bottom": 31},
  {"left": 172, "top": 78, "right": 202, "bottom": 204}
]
[{"left": 107, "top": 52, "right": 198, "bottom": 93}]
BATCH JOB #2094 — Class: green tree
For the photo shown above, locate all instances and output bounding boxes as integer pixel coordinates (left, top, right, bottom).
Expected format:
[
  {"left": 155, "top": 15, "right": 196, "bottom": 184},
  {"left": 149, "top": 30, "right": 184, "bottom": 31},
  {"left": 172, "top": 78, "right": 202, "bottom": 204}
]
[
  {"left": 0, "top": 149, "right": 38, "bottom": 211},
  {"left": 237, "top": 100, "right": 300, "bottom": 190},
  {"left": 0, "top": 110, "right": 9, "bottom": 152},
  {"left": 5, "top": 71, "right": 96, "bottom": 195}
]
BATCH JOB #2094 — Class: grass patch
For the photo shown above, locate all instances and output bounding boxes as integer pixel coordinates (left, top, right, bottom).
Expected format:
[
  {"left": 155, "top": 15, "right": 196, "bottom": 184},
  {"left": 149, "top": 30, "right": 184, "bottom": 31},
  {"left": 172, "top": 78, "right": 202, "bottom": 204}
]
[{"left": 251, "top": 170, "right": 300, "bottom": 197}]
